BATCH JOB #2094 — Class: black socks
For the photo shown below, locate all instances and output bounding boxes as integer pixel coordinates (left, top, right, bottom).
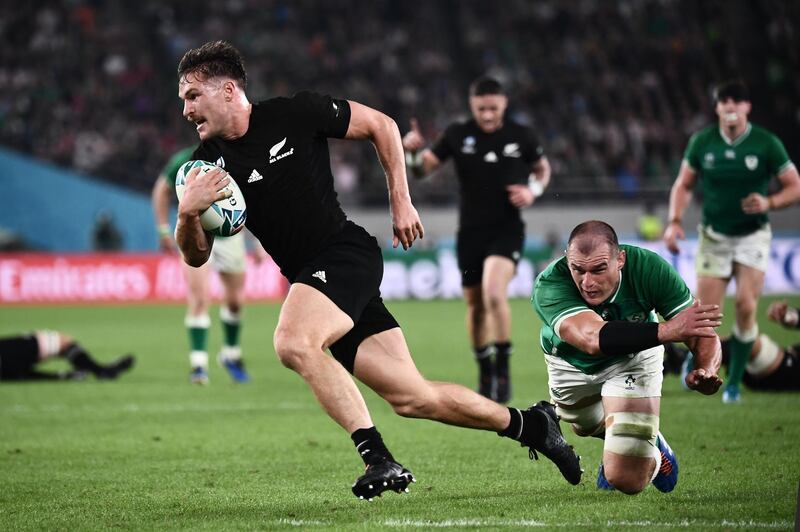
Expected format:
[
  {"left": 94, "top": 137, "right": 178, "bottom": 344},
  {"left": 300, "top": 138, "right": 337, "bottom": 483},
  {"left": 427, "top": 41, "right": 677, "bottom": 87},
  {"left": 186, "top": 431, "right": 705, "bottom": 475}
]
[
  {"left": 494, "top": 342, "right": 512, "bottom": 373},
  {"left": 498, "top": 406, "right": 545, "bottom": 446},
  {"left": 351, "top": 427, "right": 394, "bottom": 466},
  {"left": 62, "top": 343, "right": 105, "bottom": 375}
]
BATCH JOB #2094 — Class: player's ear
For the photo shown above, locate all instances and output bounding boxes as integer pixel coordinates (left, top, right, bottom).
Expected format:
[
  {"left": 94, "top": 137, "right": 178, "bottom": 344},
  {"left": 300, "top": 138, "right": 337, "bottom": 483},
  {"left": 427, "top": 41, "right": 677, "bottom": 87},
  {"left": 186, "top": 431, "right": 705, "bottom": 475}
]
[{"left": 617, "top": 249, "right": 626, "bottom": 270}]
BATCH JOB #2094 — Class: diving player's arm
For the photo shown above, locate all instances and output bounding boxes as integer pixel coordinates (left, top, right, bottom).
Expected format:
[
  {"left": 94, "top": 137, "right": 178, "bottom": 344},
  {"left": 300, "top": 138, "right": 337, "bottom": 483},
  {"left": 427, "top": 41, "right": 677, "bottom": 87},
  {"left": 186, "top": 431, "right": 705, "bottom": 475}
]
[
  {"left": 175, "top": 166, "right": 230, "bottom": 266},
  {"left": 558, "top": 301, "right": 721, "bottom": 357},
  {"left": 746, "top": 164, "right": 800, "bottom": 213},
  {"left": 151, "top": 175, "right": 177, "bottom": 253},
  {"left": 684, "top": 334, "right": 723, "bottom": 395},
  {"left": 663, "top": 161, "right": 698, "bottom": 254},
  {"left": 345, "top": 100, "right": 425, "bottom": 250},
  {"left": 401, "top": 118, "right": 442, "bottom": 178}
]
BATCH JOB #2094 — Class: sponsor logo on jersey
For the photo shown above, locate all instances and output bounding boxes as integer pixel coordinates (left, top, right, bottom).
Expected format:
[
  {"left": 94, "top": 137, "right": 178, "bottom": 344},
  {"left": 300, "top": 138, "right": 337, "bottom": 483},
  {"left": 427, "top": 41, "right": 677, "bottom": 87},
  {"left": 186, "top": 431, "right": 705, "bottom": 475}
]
[
  {"left": 247, "top": 169, "right": 263, "bottom": 183},
  {"left": 215, "top": 156, "right": 226, "bottom": 168},
  {"left": 269, "top": 137, "right": 295, "bottom": 164},
  {"left": 503, "top": 143, "right": 521, "bottom": 158},
  {"left": 312, "top": 270, "right": 327, "bottom": 283},
  {"left": 724, "top": 149, "right": 735, "bottom": 159},
  {"left": 703, "top": 152, "right": 715, "bottom": 169},
  {"left": 745, "top": 155, "right": 758, "bottom": 170},
  {"left": 461, "top": 136, "right": 476, "bottom": 154},
  {"left": 484, "top": 151, "right": 498, "bottom": 163},
  {"left": 624, "top": 375, "right": 636, "bottom": 390}
]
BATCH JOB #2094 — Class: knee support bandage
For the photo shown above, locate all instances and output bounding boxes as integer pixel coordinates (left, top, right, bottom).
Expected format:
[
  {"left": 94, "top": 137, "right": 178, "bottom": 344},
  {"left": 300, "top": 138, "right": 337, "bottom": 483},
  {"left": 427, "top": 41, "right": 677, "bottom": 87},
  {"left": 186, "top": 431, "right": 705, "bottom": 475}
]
[{"left": 605, "top": 412, "right": 659, "bottom": 458}]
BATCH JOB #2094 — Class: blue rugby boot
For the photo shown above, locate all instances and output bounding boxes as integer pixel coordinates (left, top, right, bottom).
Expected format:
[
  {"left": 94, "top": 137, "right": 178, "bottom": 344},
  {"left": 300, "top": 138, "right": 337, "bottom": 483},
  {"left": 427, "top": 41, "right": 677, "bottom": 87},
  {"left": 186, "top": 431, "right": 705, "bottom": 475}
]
[
  {"left": 218, "top": 349, "right": 250, "bottom": 383},
  {"left": 596, "top": 462, "right": 614, "bottom": 490},
  {"left": 651, "top": 432, "right": 678, "bottom": 493},
  {"left": 722, "top": 384, "right": 741, "bottom": 404},
  {"left": 190, "top": 366, "right": 209, "bottom": 385}
]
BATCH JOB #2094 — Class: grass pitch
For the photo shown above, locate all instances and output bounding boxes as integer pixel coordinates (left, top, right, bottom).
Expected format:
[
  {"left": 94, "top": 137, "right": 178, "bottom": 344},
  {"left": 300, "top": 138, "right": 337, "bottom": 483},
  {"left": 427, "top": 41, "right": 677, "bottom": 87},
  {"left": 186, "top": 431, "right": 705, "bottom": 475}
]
[{"left": 1, "top": 296, "right": 798, "bottom": 530}]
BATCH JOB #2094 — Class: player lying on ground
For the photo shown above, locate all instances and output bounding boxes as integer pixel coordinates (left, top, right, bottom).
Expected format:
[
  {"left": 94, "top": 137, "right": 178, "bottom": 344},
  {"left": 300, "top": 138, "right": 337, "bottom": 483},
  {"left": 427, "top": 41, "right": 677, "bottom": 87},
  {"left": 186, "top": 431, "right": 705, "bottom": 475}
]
[
  {"left": 174, "top": 40, "right": 581, "bottom": 500},
  {"left": 533, "top": 220, "right": 722, "bottom": 494},
  {"left": 0, "top": 330, "right": 134, "bottom": 381},
  {"left": 672, "top": 300, "right": 800, "bottom": 392}
]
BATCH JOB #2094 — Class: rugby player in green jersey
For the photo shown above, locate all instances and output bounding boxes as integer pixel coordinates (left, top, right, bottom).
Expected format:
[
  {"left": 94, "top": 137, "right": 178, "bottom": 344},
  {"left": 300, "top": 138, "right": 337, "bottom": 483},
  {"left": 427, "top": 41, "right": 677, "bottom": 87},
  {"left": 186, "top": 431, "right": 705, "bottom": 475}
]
[
  {"left": 534, "top": 221, "right": 723, "bottom": 494},
  {"left": 664, "top": 80, "right": 800, "bottom": 404}
]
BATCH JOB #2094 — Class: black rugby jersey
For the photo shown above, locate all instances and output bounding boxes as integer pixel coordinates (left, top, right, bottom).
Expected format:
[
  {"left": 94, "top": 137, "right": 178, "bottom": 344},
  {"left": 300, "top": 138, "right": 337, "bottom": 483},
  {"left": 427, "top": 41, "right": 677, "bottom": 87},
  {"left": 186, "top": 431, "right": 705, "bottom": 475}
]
[
  {"left": 431, "top": 119, "right": 543, "bottom": 230},
  {"left": 193, "top": 91, "right": 351, "bottom": 279}
]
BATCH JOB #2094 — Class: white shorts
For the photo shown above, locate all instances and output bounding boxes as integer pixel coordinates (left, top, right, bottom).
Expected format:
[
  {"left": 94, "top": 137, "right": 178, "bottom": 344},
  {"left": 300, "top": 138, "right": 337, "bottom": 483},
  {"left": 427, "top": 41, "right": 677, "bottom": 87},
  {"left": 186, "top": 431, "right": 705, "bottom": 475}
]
[
  {"left": 545, "top": 345, "right": 664, "bottom": 406},
  {"left": 210, "top": 232, "right": 247, "bottom": 274},
  {"left": 695, "top": 224, "right": 771, "bottom": 278}
]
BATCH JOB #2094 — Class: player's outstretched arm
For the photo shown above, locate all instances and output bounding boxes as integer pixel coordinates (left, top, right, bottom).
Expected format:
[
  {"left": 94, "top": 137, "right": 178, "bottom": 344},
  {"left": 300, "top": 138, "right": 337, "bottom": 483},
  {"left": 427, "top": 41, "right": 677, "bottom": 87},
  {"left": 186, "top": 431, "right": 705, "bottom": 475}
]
[
  {"left": 346, "top": 101, "right": 425, "bottom": 250},
  {"left": 684, "top": 335, "right": 723, "bottom": 395},
  {"left": 175, "top": 167, "right": 229, "bottom": 266},
  {"left": 559, "top": 300, "right": 720, "bottom": 359},
  {"left": 664, "top": 161, "right": 697, "bottom": 254},
  {"left": 657, "top": 300, "right": 722, "bottom": 343}
]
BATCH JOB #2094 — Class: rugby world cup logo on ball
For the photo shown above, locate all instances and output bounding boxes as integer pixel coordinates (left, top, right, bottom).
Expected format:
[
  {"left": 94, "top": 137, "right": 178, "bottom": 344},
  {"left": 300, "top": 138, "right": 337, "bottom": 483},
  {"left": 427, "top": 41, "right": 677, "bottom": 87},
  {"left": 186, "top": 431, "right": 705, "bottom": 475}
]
[{"left": 175, "top": 160, "right": 247, "bottom": 237}]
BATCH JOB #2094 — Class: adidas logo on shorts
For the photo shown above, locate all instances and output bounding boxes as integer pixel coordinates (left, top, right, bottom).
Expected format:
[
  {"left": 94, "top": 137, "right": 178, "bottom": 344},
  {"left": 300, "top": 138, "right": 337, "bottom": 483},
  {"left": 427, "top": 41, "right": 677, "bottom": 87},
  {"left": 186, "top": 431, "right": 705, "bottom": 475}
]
[{"left": 312, "top": 270, "right": 327, "bottom": 283}]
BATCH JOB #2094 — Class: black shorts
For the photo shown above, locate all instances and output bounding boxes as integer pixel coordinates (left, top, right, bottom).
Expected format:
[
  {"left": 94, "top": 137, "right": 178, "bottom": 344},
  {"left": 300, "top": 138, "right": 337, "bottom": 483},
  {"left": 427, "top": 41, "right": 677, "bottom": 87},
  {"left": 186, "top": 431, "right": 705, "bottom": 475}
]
[
  {"left": 0, "top": 334, "right": 40, "bottom": 380},
  {"left": 744, "top": 345, "right": 800, "bottom": 391},
  {"left": 457, "top": 222, "right": 524, "bottom": 286},
  {"left": 293, "top": 221, "right": 399, "bottom": 373}
]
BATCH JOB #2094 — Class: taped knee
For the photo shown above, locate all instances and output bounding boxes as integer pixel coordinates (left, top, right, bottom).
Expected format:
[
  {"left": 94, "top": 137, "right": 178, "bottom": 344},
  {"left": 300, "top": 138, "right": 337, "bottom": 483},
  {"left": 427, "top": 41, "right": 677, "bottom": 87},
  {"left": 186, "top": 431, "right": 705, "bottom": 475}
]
[
  {"left": 747, "top": 334, "right": 780, "bottom": 377},
  {"left": 605, "top": 412, "right": 659, "bottom": 458},
  {"left": 556, "top": 402, "right": 605, "bottom": 437}
]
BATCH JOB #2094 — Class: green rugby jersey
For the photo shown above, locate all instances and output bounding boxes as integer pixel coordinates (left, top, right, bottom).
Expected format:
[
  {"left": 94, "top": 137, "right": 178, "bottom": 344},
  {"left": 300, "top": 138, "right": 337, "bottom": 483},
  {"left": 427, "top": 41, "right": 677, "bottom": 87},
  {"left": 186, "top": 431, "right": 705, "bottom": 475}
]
[
  {"left": 160, "top": 146, "right": 197, "bottom": 187},
  {"left": 533, "top": 245, "right": 693, "bottom": 375},
  {"left": 684, "top": 123, "right": 792, "bottom": 235}
]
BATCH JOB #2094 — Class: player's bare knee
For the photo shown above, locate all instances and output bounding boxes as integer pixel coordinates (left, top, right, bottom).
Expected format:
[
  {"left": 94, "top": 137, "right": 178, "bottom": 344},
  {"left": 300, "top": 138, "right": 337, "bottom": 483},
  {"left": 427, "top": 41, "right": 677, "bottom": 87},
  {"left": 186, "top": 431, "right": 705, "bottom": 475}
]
[
  {"left": 388, "top": 388, "right": 437, "bottom": 419},
  {"left": 734, "top": 296, "right": 757, "bottom": 323},
  {"left": 604, "top": 466, "right": 649, "bottom": 495},
  {"left": 557, "top": 402, "right": 604, "bottom": 438},
  {"left": 483, "top": 290, "right": 504, "bottom": 312},
  {"left": 273, "top": 330, "right": 316, "bottom": 371}
]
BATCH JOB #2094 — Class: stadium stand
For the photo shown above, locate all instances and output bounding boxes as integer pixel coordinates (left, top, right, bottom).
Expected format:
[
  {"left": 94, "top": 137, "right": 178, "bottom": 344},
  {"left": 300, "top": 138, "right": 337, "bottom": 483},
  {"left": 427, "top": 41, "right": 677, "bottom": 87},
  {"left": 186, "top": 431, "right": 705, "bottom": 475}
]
[{"left": 0, "top": 1, "right": 797, "bottom": 205}]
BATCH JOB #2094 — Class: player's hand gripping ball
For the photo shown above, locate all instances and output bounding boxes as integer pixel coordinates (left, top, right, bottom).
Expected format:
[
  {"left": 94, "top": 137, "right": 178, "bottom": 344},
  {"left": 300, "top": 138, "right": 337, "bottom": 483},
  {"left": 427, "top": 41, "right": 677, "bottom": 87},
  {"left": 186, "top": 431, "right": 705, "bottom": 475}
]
[{"left": 175, "top": 160, "right": 247, "bottom": 237}]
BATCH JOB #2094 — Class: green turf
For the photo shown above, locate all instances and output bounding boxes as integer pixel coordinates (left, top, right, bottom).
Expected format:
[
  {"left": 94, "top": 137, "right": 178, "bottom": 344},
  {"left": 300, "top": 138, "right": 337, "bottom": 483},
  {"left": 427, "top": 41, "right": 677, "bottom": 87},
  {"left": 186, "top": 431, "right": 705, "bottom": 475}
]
[{"left": 1, "top": 296, "right": 798, "bottom": 530}]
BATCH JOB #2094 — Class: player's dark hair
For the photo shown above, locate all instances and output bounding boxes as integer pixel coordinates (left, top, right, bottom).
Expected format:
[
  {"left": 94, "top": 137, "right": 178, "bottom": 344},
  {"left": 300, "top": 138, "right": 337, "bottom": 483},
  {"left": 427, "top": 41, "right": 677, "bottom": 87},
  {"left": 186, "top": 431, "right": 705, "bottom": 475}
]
[
  {"left": 568, "top": 220, "right": 619, "bottom": 254},
  {"left": 713, "top": 79, "right": 749, "bottom": 103},
  {"left": 469, "top": 76, "right": 504, "bottom": 97},
  {"left": 178, "top": 40, "right": 247, "bottom": 89}
]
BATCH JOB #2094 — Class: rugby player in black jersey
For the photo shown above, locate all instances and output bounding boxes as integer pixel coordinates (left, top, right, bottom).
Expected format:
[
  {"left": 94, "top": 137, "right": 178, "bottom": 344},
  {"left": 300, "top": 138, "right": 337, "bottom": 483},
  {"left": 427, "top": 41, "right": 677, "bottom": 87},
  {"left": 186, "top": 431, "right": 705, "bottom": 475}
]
[
  {"left": 175, "top": 41, "right": 580, "bottom": 500},
  {"left": 402, "top": 77, "right": 551, "bottom": 403}
]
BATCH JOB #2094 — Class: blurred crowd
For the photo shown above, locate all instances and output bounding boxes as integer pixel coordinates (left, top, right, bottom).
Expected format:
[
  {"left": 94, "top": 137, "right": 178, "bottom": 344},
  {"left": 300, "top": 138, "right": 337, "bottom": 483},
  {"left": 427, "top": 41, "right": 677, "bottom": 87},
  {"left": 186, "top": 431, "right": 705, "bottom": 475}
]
[{"left": 1, "top": 0, "right": 797, "bottom": 205}]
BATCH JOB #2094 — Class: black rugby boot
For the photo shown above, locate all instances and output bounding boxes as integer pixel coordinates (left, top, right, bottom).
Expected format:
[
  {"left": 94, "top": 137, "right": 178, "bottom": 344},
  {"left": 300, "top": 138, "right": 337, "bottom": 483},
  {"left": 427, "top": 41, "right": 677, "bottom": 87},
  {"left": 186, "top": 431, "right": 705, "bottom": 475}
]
[
  {"left": 519, "top": 401, "right": 582, "bottom": 485},
  {"left": 352, "top": 458, "right": 415, "bottom": 501}
]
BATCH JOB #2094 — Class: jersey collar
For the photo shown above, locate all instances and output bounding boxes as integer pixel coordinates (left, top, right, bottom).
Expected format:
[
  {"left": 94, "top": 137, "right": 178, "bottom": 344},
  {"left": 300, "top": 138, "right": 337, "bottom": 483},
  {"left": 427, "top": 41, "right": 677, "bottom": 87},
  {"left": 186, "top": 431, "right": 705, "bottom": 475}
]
[
  {"left": 719, "top": 122, "right": 751, "bottom": 147},
  {"left": 608, "top": 269, "right": 623, "bottom": 304}
]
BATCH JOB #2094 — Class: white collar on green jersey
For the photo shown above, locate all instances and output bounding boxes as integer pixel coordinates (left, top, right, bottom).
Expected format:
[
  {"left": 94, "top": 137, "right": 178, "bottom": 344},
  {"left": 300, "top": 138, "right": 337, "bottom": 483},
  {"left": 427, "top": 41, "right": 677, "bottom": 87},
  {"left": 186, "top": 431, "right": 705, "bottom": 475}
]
[
  {"left": 608, "top": 269, "right": 623, "bottom": 303},
  {"left": 719, "top": 122, "right": 752, "bottom": 146}
]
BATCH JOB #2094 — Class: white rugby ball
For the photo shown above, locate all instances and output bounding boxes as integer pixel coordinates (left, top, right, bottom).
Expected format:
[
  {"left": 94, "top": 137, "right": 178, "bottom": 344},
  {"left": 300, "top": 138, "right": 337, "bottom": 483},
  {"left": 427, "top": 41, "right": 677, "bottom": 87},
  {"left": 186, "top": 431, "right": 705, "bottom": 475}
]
[{"left": 175, "top": 160, "right": 247, "bottom": 237}]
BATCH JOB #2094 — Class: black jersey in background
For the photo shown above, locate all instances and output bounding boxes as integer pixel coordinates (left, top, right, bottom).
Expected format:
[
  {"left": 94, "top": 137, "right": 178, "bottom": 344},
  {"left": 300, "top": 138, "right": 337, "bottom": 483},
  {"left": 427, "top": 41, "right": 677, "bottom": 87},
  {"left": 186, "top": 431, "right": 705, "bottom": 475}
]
[
  {"left": 194, "top": 91, "right": 352, "bottom": 280},
  {"left": 431, "top": 119, "right": 543, "bottom": 230}
]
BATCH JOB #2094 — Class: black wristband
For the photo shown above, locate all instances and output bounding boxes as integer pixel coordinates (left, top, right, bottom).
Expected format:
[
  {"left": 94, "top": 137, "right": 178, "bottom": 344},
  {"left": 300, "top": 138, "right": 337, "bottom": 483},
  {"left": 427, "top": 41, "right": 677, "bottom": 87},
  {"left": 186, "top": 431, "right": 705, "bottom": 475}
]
[{"left": 598, "top": 321, "right": 660, "bottom": 356}]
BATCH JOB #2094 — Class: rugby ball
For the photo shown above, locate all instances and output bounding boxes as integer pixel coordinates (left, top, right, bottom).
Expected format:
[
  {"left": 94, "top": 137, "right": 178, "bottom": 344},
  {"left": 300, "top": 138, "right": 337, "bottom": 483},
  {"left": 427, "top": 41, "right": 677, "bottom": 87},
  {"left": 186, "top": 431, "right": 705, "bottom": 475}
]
[{"left": 175, "top": 160, "right": 247, "bottom": 237}]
